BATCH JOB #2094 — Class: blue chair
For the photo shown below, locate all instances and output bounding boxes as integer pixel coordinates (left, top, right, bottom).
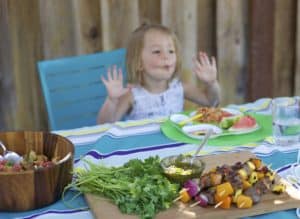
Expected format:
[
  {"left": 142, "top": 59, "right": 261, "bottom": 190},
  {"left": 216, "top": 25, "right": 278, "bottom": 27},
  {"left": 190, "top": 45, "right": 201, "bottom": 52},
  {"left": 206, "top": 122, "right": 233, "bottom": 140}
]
[{"left": 37, "top": 48, "right": 126, "bottom": 130}]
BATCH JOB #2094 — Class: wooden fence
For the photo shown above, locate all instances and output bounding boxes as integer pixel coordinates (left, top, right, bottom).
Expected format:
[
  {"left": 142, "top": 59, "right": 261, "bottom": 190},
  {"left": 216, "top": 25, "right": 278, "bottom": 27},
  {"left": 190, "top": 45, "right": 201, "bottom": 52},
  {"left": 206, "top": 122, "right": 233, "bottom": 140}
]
[{"left": 0, "top": 0, "right": 299, "bottom": 131}]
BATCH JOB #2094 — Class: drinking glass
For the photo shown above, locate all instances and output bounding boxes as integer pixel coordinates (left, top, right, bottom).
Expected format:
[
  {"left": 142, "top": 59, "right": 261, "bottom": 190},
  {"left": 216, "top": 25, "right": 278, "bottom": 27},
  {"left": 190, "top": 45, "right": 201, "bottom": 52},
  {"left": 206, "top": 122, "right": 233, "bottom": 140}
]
[{"left": 272, "top": 97, "right": 300, "bottom": 146}]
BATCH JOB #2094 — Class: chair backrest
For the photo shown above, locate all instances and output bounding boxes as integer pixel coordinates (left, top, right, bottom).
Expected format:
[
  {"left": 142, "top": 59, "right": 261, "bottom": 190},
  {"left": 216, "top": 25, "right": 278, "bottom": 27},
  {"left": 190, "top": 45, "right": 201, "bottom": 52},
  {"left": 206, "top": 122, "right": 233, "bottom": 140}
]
[{"left": 37, "top": 48, "right": 126, "bottom": 130}]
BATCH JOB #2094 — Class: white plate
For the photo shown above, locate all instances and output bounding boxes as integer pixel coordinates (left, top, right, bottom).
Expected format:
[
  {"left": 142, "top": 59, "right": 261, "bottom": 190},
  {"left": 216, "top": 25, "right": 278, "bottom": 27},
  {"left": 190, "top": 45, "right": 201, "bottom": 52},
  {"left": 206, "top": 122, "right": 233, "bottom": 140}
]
[
  {"left": 170, "top": 114, "right": 190, "bottom": 125},
  {"left": 182, "top": 124, "right": 223, "bottom": 139}
]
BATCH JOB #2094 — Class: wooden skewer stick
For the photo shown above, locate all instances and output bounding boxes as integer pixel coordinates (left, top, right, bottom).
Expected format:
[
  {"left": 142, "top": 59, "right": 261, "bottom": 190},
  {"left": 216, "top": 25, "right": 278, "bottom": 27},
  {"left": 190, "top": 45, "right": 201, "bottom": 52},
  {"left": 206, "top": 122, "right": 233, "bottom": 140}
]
[
  {"left": 213, "top": 189, "right": 226, "bottom": 208},
  {"left": 214, "top": 201, "right": 223, "bottom": 209},
  {"left": 267, "top": 163, "right": 272, "bottom": 170},
  {"left": 190, "top": 189, "right": 226, "bottom": 208},
  {"left": 189, "top": 200, "right": 200, "bottom": 208},
  {"left": 179, "top": 113, "right": 202, "bottom": 126},
  {"left": 173, "top": 195, "right": 183, "bottom": 203},
  {"left": 173, "top": 188, "right": 189, "bottom": 203},
  {"left": 239, "top": 201, "right": 245, "bottom": 208}
]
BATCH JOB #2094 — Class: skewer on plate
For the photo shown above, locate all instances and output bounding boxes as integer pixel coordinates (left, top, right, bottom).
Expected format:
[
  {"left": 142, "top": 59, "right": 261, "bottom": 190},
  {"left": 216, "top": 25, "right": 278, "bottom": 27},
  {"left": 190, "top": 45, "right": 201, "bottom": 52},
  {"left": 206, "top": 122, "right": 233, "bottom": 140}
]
[{"left": 179, "top": 113, "right": 202, "bottom": 126}]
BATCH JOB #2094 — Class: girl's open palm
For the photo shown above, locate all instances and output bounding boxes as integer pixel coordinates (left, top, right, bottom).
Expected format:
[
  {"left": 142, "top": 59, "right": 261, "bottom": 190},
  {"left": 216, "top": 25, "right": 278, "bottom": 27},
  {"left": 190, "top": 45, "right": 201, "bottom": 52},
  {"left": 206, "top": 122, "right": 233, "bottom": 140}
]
[
  {"left": 192, "top": 52, "right": 217, "bottom": 84},
  {"left": 101, "top": 66, "right": 129, "bottom": 101}
]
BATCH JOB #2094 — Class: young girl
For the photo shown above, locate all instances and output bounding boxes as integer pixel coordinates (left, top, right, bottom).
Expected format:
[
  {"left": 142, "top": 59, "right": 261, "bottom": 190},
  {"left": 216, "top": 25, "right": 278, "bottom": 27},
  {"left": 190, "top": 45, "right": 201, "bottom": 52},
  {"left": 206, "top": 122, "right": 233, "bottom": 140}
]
[{"left": 97, "top": 23, "right": 221, "bottom": 123}]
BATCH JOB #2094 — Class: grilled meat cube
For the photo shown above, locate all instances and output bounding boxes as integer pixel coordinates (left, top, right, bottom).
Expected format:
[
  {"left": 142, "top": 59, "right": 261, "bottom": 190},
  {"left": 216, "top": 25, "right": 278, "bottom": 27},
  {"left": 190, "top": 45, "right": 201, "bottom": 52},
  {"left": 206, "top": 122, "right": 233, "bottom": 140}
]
[
  {"left": 227, "top": 173, "right": 243, "bottom": 191},
  {"left": 201, "top": 187, "right": 216, "bottom": 205},
  {"left": 244, "top": 187, "right": 262, "bottom": 204},
  {"left": 232, "top": 161, "right": 243, "bottom": 171},
  {"left": 255, "top": 177, "right": 272, "bottom": 194},
  {"left": 200, "top": 173, "right": 213, "bottom": 189}
]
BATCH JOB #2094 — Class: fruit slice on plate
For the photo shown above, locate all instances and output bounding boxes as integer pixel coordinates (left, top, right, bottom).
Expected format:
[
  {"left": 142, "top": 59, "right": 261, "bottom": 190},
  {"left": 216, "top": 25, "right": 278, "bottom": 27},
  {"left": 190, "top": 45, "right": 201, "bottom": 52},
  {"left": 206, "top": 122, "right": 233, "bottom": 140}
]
[
  {"left": 219, "top": 116, "right": 241, "bottom": 129},
  {"left": 182, "top": 124, "right": 223, "bottom": 139},
  {"left": 228, "top": 115, "right": 259, "bottom": 133}
]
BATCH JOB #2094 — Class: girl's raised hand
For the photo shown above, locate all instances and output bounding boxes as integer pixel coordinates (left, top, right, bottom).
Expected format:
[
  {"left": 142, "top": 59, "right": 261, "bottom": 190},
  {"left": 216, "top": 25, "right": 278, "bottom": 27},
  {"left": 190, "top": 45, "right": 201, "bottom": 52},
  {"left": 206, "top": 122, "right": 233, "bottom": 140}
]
[
  {"left": 192, "top": 52, "right": 217, "bottom": 85},
  {"left": 101, "top": 65, "right": 130, "bottom": 101}
]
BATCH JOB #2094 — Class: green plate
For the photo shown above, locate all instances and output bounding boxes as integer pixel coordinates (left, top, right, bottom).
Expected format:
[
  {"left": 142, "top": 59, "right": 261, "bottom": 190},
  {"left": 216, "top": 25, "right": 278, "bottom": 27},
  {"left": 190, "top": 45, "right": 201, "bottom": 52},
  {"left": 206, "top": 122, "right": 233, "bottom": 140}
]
[{"left": 161, "top": 113, "right": 272, "bottom": 146}]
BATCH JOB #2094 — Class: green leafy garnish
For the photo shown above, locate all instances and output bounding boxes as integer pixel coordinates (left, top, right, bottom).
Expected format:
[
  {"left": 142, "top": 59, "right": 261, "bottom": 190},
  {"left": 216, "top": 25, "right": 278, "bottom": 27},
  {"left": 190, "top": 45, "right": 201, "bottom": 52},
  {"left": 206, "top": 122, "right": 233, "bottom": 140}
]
[{"left": 63, "top": 156, "right": 179, "bottom": 219}]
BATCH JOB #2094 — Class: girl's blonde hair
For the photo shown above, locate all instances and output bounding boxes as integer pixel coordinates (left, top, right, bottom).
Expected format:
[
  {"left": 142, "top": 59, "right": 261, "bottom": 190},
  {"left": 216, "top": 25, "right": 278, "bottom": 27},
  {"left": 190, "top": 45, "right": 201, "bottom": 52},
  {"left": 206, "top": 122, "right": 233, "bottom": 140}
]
[{"left": 126, "top": 23, "right": 182, "bottom": 85}]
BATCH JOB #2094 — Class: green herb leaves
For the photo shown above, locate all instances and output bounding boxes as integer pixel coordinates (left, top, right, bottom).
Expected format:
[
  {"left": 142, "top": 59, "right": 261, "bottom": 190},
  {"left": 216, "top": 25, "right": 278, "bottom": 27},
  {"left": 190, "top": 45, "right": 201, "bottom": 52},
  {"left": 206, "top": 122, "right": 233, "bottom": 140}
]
[{"left": 65, "top": 156, "right": 179, "bottom": 219}]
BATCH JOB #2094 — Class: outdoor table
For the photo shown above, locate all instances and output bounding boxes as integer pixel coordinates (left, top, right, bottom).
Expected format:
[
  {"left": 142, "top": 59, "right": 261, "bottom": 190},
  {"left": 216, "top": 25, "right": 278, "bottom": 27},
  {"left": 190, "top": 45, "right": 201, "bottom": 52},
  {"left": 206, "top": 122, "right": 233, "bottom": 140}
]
[{"left": 2, "top": 97, "right": 300, "bottom": 219}]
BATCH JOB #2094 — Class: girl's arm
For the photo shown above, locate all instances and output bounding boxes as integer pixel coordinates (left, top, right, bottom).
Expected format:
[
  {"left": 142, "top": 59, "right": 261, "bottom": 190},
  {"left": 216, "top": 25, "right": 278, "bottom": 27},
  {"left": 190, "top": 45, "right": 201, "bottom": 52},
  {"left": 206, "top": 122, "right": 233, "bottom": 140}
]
[
  {"left": 183, "top": 80, "right": 221, "bottom": 107},
  {"left": 96, "top": 66, "right": 132, "bottom": 124},
  {"left": 183, "top": 52, "right": 221, "bottom": 106},
  {"left": 97, "top": 92, "right": 132, "bottom": 123}
]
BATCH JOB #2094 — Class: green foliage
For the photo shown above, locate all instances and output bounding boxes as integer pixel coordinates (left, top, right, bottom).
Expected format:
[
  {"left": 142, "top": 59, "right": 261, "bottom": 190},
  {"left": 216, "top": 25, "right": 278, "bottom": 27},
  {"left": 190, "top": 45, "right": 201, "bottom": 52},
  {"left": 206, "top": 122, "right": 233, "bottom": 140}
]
[{"left": 65, "top": 156, "right": 179, "bottom": 219}]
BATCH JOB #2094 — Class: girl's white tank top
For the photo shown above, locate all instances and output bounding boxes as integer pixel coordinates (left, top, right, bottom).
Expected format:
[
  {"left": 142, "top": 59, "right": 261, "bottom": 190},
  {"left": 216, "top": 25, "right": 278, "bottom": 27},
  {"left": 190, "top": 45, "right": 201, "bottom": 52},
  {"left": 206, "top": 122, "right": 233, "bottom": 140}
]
[{"left": 125, "top": 78, "right": 184, "bottom": 120}]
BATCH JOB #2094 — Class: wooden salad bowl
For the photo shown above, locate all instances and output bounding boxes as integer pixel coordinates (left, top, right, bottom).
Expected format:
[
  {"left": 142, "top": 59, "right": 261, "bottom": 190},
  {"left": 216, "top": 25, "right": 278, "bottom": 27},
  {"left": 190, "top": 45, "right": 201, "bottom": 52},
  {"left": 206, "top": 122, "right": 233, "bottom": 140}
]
[{"left": 0, "top": 131, "right": 74, "bottom": 211}]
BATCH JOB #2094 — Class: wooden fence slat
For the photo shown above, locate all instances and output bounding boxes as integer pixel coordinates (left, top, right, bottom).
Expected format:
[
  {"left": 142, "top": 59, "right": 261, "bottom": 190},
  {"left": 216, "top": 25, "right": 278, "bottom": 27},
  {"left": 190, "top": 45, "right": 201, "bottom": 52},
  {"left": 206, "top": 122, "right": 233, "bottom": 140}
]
[
  {"left": 217, "top": 0, "right": 248, "bottom": 105},
  {"left": 0, "top": 0, "right": 15, "bottom": 130},
  {"left": 138, "top": 0, "right": 161, "bottom": 24},
  {"left": 73, "top": 0, "right": 103, "bottom": 54},
  {"left": 197, "top": 0, "right": 215, "bottom": 56},
  {"left": 273, "top": 0, "right": 296, "bottom": 97},
  {"left": 100, "top": 0, "right": 139, "bottom": 50},
  {"left": 39, "top": 0, "right": 76, "bottom": 59},
  {"left": 248, "top": 0, "right": 275, "bottom": 101},
  {"left": 6, "top": 0, "right": 44, "bottom": 130}
]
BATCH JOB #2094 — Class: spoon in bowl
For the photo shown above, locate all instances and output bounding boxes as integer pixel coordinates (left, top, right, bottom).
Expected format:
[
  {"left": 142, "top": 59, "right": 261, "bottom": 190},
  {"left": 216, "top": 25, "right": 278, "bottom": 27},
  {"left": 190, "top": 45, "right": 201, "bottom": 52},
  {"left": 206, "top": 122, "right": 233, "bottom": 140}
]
[
  {"left": 190, "top": 129, "right": 212, "bottom": 165},
  {"left": 0, "top": 140, "right": 23, "bottom": 164},
  {"left": 56, "top": 152, "right": 72, "bottom": 165}
]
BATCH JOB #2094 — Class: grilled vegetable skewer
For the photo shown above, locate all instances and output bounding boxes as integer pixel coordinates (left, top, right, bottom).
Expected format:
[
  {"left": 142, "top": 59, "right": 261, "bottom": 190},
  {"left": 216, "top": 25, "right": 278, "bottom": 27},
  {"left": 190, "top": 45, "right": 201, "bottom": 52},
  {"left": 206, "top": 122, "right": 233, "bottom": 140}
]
[
  {"left": 180, "top": 157, "right": 285, "bottom": 210},
  {"left": 173, "top": 179, "right": 200, "bottom": 203}
]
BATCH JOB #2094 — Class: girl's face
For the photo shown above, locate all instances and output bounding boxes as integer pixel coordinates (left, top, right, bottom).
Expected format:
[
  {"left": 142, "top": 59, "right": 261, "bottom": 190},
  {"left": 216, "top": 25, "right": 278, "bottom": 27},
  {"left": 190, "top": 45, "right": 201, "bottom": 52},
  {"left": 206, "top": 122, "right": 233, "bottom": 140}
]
[{"left": 141, "top": 30, "right": 177, "bottom": 83}]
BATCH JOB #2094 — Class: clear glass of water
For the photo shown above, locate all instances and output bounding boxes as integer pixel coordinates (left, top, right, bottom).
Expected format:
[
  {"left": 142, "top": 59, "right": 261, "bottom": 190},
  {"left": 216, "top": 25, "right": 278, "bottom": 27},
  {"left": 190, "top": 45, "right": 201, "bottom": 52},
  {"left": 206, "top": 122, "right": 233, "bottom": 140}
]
[{"left": 272, "top": 97, "right": 300, "bottom": 146}]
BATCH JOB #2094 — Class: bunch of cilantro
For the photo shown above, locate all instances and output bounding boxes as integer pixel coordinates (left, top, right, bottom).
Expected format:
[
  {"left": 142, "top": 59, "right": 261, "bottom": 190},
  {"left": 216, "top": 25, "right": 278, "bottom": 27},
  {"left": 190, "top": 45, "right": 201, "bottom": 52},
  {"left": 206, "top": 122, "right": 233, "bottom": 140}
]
[{"left": 66, "top": 156, "right": 179, "bottom": 219}]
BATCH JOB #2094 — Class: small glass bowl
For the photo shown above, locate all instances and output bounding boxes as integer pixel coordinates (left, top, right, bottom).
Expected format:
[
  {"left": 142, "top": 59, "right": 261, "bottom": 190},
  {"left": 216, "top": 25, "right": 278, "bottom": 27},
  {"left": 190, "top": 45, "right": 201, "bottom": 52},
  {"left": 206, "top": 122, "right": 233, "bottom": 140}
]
[{"left": 160, "top": 154, "right": 205, "bottom": 184}]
